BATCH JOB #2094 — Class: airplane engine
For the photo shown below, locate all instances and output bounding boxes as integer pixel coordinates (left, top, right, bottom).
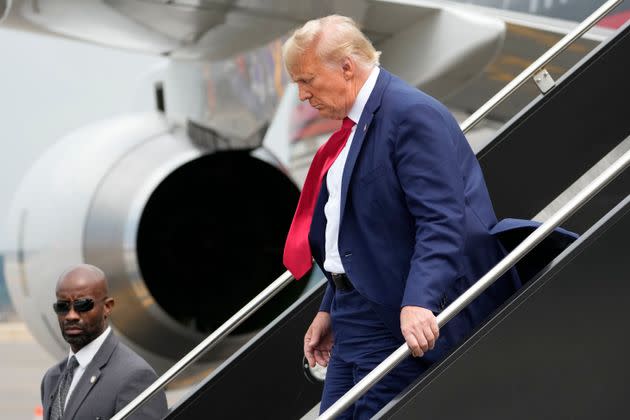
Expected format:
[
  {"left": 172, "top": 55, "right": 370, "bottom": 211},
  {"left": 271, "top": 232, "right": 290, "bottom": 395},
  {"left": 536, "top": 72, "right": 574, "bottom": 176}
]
[{"left": 3, "top": 112, "right": 304, "bottom": 379}]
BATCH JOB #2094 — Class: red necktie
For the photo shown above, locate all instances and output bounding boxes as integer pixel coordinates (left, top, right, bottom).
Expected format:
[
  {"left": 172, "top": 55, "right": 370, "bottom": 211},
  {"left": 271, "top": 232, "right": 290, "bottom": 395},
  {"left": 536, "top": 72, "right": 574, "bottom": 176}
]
[{"left": 283, "top": 117, "right": 356, "bottom": 279}]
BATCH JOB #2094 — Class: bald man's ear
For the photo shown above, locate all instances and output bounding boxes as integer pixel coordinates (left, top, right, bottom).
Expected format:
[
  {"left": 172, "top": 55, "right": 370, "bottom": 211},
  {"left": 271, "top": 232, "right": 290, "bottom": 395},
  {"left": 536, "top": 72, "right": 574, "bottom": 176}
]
[{"left": 103, "top": 297, "right": 115, "bottom": 319}]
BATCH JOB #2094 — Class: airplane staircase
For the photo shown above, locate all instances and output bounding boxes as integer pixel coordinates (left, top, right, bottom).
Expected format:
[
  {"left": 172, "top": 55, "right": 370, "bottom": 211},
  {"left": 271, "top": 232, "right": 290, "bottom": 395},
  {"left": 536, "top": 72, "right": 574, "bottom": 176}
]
[
  {"left": 163, "top": 18, "right": 630, "bottom": 420},
  {"left": 376, "top": 193, "right": 630, "bottom": 419}
]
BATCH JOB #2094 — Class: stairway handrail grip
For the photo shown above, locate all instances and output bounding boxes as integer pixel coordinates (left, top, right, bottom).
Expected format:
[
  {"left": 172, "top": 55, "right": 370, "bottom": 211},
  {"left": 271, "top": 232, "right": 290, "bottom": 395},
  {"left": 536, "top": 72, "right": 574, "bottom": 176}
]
[
  {"left": 319, "top": 152, "right": 630, "bottom": 418},
  {"left": 461, "top": 0, "right": 623, "bottom": 134},
  {"left": 112, "top": 1, "right": 622, "bottom": 418}
]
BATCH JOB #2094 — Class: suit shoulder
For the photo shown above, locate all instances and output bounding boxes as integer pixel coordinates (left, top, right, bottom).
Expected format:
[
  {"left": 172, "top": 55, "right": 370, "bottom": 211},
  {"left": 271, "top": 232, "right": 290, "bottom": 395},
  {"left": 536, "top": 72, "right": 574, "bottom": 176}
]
[
  {"left": 41, "top": 359, "right": 64, "bottom": 394},
  {"left": 381, "top": 72, "right": 451, "bottom": 118},
  {"left": 42, "top": 359, "right": 64, "bottom": 380},
  {"left": 109, "top": 341, "right": 158, "bottom": 377}
]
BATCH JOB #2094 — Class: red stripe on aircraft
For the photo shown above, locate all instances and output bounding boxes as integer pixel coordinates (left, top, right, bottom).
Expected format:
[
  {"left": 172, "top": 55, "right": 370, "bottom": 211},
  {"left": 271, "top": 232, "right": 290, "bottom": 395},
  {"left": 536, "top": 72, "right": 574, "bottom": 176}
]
[{"left": 598, "top": 11, "right": 630, "bottom": 29}]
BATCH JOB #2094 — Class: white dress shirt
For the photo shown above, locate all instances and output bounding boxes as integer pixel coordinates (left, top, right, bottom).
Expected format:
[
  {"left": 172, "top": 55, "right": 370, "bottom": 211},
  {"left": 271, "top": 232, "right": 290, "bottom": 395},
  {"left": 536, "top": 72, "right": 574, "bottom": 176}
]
[
  {"left": 64, "top": 326, "right": 112, "bottom": 408},
  {"left": 323, "top": 66, "right": 380, "bottom": 273}
]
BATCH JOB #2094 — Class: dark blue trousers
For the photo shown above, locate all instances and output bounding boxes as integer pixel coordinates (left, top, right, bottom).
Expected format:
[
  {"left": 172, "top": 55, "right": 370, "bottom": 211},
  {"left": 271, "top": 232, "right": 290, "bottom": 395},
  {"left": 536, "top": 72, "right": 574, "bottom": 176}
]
[{"left": 320, "top": 288, "right": 433, "bottom": 419}]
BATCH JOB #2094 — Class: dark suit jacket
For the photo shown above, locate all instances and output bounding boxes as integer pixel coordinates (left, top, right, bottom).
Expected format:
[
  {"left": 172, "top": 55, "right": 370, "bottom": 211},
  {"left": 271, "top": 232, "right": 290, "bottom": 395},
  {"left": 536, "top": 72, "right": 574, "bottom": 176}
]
[
  {"left": 309, "top": 68, "right": 522, "bottom": 354},
  {"left": 41, "top": 330, "right": 167, "bottom": 420}
]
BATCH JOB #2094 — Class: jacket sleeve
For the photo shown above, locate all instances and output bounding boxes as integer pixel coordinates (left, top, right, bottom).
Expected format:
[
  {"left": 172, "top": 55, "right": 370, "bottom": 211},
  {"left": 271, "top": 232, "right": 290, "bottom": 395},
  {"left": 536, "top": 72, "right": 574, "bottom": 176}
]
[
  {"left": 394, "top": 103, "right": 466, "bottom": 312},
  {"left": 116, "top": 367, "right": 168, "bottom": 420},
  {"left": 318, "top": 283, "right": 334, "bottom": 312}
]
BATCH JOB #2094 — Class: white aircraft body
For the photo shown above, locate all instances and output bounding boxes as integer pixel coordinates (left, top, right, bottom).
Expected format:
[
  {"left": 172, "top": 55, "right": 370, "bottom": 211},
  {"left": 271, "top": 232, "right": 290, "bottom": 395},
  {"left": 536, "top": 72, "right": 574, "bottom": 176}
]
[{"left": 0, "top": 0, "right": 621, "bottom": 380}]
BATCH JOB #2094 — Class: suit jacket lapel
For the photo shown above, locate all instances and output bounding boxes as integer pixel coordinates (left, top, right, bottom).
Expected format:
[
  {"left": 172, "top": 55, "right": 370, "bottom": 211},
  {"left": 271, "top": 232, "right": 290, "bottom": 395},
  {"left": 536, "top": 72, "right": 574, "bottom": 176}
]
[
  {"left": 339, "top": 68, "right": 390, "bottom": 226},
  {"left": 63, "top": 331, "right": 118, "bottom": 420}
]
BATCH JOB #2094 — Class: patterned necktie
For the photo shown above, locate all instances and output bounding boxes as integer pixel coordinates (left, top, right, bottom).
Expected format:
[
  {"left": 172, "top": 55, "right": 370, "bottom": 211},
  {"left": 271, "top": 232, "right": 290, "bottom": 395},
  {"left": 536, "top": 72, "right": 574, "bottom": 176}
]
[
  {"left": 283, "top": 117, "right": 356, "bottom": 279},
  {"left": 50, "top": 355, "right": 79, "bottom": 420}
]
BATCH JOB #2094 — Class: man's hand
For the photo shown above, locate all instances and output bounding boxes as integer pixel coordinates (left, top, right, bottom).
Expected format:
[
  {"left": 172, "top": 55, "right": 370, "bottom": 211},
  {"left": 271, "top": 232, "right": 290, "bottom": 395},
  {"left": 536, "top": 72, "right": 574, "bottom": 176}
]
[
  {"left": 304, "top": 311, "right": 334, "bottom": 368},
  {"left": 400, "top": 306, "right": 439, "bottom": 357}
]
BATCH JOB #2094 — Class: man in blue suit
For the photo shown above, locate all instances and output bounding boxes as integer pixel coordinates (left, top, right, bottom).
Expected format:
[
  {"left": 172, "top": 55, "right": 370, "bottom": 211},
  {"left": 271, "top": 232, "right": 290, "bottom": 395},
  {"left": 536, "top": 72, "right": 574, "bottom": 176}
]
[{"left": 282, "top": 15, "right": 521, "bottom": 418}]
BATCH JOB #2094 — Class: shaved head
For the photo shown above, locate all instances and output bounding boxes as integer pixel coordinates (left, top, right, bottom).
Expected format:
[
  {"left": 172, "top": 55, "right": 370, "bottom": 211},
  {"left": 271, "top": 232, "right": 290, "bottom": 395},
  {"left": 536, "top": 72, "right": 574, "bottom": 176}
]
[
  {"left": 56, "top": 264, "right": 108, "bottom": 297},
  {"left": 55, "top": 264, "right": 114, "bottom": 352}
]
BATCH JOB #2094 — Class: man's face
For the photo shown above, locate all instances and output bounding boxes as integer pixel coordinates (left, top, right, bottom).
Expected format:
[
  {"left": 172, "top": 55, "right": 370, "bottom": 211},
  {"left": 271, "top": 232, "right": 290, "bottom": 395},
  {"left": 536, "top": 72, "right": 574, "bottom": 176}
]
[
  {"left": 291, "top": 50, "right": 355, "bottom": 120},
  {"left": 55, "top": 279, "right": 112, "bottom": 352}
]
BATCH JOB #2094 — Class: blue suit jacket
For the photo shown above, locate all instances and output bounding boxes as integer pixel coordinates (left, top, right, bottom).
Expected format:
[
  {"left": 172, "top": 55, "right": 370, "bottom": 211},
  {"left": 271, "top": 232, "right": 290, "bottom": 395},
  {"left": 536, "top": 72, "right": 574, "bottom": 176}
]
[{"left": 308, "top": 69, "right": 521, "bottom": 346}]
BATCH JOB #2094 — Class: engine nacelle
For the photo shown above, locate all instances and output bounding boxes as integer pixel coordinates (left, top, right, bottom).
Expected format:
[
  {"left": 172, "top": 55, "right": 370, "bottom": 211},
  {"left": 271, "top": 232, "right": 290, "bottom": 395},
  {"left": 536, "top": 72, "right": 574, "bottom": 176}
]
[{"left": 4, "top": 112, "right": 303, "bottom": 378}]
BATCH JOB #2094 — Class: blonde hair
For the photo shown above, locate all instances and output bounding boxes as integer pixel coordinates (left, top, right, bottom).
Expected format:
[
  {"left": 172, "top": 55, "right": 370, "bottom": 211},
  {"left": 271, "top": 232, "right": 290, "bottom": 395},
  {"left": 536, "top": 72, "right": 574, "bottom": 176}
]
[{"left": 282, "top": 15, "right": 381, "bottom": 76}]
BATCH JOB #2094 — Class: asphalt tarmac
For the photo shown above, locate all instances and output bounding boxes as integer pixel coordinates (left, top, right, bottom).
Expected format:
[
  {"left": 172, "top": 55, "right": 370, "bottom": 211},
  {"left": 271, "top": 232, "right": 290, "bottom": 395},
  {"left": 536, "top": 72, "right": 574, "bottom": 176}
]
[{"left": 0, "top": 322, "right": 54, "bottom": 419}]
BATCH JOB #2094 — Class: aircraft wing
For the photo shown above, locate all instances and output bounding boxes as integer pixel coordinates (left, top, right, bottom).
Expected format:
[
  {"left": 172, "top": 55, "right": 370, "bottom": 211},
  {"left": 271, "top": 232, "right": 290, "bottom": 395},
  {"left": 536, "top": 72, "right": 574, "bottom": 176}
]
[
  {"left": 0, "top": 0, "right": 508, "bottom": 99},
  {"left": 1, "top": 0, "right": 618, "bottom": 119}
]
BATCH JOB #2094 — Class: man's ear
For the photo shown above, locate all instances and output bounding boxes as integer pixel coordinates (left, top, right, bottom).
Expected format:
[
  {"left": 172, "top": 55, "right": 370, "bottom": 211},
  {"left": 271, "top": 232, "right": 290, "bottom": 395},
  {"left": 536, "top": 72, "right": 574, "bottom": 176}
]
[
  {"left": 103, "top": 297, "right": 115, "bottom": 318},
  {"left": 342, "top": 57, "right": 355, "bottom": 80}
]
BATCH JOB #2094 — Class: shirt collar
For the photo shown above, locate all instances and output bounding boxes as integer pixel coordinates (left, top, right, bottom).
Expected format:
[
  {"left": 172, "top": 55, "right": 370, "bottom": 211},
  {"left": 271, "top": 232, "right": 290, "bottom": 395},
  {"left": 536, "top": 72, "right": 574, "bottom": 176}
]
[
  {"left": 347, "top": 66, "right": 380, "bottom": 124},
  {"left": 69, "top": 326, "right": 111, "bottom": 368}
]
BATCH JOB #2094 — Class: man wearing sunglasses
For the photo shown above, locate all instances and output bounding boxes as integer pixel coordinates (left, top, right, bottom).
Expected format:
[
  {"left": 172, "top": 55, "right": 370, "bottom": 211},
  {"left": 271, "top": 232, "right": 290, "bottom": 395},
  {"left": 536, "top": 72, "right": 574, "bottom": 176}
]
[{"left": 40, "top": 264, "right": 167, "bottom": 420}]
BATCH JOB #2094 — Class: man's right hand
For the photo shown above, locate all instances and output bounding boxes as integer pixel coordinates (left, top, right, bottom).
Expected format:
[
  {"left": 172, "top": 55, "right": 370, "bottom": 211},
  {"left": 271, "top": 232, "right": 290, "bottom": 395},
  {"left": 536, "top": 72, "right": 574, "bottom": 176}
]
[{"left": 304, "top": 311, "right": 334, "bottom": 368}]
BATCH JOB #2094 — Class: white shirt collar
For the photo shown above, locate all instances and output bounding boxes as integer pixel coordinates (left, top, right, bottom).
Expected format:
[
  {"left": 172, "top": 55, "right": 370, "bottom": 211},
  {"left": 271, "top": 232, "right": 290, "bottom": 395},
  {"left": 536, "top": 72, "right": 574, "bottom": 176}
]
[
  {"left": 347, "top": 66, "right": 380, "bottom": 124},
  {"left": 69, "top": 326, "right": 111, "bottom": 368}
]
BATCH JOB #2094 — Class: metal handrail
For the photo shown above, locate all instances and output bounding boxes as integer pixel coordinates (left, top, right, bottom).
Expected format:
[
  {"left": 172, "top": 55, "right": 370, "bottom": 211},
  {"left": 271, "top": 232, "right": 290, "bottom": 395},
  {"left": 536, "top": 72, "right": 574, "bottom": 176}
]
[
  {"left": 320, "top": 6, "right": 627, "bottom": 418},
  {"left": 113, "top": 1, "right": 622, "bottom": 418},
  {"left": 111, "top": 271, "right": 296, "bottom": 419},
  {"left": 461, "top": 0, "right": 622, "bottom": 133},
  {"left": 319, "top": 149, "right": 630, "bottom": 419},
  {"left": 321, "top": 144, "right": 630, "bottom": 417}
]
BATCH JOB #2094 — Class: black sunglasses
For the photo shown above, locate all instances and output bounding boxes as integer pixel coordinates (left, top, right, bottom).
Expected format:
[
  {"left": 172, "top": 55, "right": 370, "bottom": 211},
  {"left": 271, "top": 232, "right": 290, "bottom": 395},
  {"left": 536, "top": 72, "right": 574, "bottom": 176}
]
[{"left": 53, "top": 298, "right": 106, "bottom": 314}]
